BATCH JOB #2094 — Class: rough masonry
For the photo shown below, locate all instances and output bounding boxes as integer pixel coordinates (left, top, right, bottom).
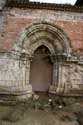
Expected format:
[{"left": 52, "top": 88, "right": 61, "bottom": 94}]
[{"left": 0, "top": 1, "right": 83, "bottom": 98}]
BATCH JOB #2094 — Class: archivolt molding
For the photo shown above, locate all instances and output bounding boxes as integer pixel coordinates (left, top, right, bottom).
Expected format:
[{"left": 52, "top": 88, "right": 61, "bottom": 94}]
[
  {"left": 28, "top": 39, "right": 55, "bottom": 55},
  {"left": 12, "top": 22, "right": 72, "bottom": 60}
]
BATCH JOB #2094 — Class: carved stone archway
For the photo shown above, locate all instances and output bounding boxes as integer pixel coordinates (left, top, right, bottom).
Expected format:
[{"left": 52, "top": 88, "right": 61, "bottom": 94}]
[{"left": 12, "top": 22, "right": 72, "bottom": 94}]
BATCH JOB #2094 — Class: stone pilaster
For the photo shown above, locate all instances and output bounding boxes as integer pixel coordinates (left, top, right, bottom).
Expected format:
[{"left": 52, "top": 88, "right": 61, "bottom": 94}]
[
  {"left": 49, "top": 55, "right": 59, "bottom": 93},
  {"left": 19, "top": 57, "right": 32, "bottom": 97}
]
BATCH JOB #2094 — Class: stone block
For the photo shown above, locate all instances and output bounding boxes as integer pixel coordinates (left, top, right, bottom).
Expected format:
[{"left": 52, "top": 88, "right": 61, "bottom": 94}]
[{"left": 49, "top": 85, "right": 57, "bottom": 94}]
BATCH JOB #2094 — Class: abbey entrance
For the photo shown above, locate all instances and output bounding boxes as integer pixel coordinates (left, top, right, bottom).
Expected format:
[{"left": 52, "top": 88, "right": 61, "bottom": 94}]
[
  {"left": 12, "top": 22, "right": 73, "bottom": 94},
  {"left": 0, "top": 0, "right": 83, "bottom": 99}
]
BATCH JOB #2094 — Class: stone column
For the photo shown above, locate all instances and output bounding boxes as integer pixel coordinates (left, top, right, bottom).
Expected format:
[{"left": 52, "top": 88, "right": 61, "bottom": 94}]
[
  {"left": 49, "top": 55, "right": 59, "bottom": 93},
  {"left": 25, "top": 59, "right": 32, "bottom": 94},
  {"left": 19, "top": 57, "right": 32, "bottom": 98},
  {"left": 25, "top": 60, "right": 30, "bottom": 85},
  {"left": 49, "top": 54, "right": 65, "bottom": 94},
  {"left": 52, "top": 60, "right": 59, "bottom": 86},
  {"left": 56, "top": 61, "right": 63, "bottom": 93}
]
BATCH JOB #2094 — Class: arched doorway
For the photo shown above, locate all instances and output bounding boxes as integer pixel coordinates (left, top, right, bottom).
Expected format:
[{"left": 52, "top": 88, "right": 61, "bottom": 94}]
[
  {"left": 12, "top": 22, "right": 72, "bottom": 95},
  {"left": 30, "top": 45, "right": 53, "bottom": 92}
]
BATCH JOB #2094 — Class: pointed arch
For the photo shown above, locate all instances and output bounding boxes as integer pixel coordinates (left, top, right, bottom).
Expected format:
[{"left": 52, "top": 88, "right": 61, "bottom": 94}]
[
  {"left": 10, "top": 22, "right": 73, "bottom": 93},
  {"left": 12, "top": 22, "right": 72, "bottom": 57}
]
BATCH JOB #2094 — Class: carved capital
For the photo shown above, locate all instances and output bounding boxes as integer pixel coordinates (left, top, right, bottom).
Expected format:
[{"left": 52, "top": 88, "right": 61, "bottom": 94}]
[
  {"left": 50, "top": 55, "right": 56, "bottom": 63},
  {"left": 50, "top": 53, "right": 67, "bottom": 63}
]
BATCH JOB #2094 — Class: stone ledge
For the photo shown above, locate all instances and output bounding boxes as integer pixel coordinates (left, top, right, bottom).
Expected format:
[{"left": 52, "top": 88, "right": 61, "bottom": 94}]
[{"left": 49, "top": 92, "right": 83, "bottom": 97}]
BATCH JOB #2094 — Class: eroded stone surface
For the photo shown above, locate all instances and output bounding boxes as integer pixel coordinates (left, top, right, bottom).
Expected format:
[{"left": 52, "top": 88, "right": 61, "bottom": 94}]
[{"left": 0, "top": 7, "right": 83, "bottom": 96}]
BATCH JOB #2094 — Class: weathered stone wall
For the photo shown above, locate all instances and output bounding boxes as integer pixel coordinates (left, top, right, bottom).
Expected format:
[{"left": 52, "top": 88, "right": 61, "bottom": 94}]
[
  {"left": 0, "top": 9, "right": 83, "bottom": 53},
  {"left": 61, "top": 63, "right": 83, "bottom": 93},
  {"left": 0, "top": 53, "right": 24, "bottom": 92},
  {"left": 0, "top": 8, "right": 83, "bottom": 95}
]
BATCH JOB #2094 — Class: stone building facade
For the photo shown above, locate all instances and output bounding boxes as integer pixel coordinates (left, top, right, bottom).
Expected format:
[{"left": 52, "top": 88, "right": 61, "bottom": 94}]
[{"left": 0, "top": 0, "right": 83, "bottom": 97}]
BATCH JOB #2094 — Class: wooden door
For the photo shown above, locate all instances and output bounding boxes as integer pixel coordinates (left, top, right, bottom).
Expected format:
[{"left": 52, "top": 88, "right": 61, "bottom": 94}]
[{"left": 30, "top": 45, "right": 52, "bottom": 92}]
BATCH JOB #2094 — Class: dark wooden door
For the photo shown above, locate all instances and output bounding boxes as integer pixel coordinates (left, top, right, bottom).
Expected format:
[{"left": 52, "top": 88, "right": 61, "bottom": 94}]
[{"left": 30, "top": 46, "right": 52, "bottom": 92}]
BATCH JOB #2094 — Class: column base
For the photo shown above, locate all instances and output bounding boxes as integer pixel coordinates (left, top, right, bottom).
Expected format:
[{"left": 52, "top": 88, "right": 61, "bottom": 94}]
[
  {"left": 26, "top": 84, "right": 33, "bottom": 94},
  {"left": 49, "top": 85, "right": 57, "bottom": 94},
  {"left": 49, "top": 85, "right": 64, "bottom": 94},
  {"left": 16, "top": 84, "right": 33, "bottom": 100}
]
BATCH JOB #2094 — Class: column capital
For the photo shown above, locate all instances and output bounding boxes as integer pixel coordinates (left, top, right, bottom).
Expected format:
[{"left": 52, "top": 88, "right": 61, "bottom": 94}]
[
  {"left": 50, "top": 54, "right": 57, "bottom": 63},
  {"left": 50, "top": 53, "right": 67, "bottom": 63}
]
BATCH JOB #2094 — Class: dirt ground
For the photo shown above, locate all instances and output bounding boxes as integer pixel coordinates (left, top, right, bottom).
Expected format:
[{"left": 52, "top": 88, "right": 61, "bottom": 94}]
[{"left": 0, "top": 94, "right": 83, "bottom": 125}]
